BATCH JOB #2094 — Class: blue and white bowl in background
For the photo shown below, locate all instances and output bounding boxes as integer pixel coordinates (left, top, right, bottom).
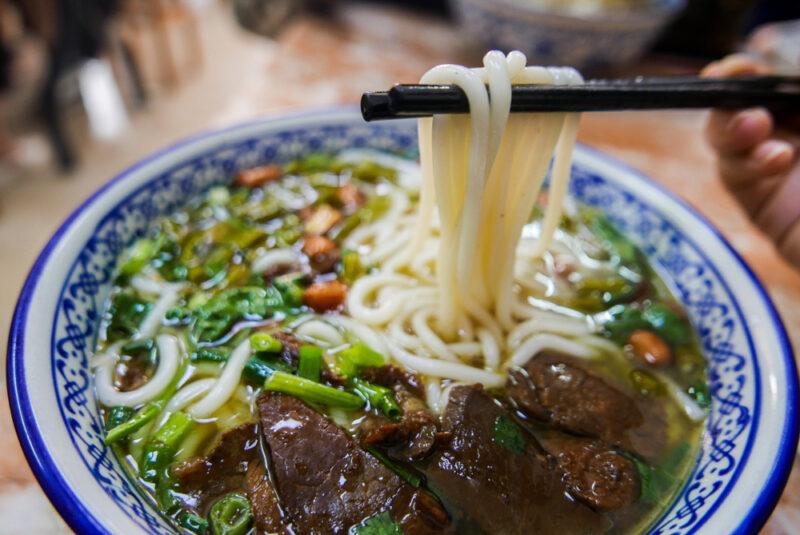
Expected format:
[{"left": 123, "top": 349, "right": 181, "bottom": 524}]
[
  {"left": 7, "top": 109, "right": 798, "bottom": 534},
  {"left": 450, "top": 0, "right": 686, "bottom": 70}
]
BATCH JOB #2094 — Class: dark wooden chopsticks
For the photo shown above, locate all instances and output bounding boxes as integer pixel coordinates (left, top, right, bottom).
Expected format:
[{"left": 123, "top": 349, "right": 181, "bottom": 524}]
[{"left": 361, "top": 75, "right": 800, "bottom": 121}]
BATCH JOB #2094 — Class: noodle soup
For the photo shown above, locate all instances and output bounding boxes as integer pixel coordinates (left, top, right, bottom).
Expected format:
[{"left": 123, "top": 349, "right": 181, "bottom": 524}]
[
  {"left": 95, "top": 150, "right": 706, "bottom": 534},
  {"left": 92, "top": 51, "right": 708, "bottom": 534}
]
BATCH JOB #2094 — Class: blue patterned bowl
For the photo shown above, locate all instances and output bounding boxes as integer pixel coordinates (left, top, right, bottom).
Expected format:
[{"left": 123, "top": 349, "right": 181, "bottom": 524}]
[
  {"left": 7, "top": 109, "right": 798, "bottom": 534},
  {"left": 450, "top": 0, "right": 686, "bottom": 70}
]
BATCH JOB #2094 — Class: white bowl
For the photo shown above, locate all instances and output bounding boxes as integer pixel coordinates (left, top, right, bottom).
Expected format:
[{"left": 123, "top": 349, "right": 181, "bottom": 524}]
[
  {"left": 450, "top": 0, "right": 686, "bottom": 70},
  {"left": 7, "top": 108, "right": 798, "bottom": 534}
]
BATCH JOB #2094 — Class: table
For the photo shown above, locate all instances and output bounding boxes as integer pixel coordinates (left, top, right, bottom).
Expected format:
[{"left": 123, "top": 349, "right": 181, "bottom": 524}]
[{"left": 1, "top": 2, "right": 797, "bottom": 532}]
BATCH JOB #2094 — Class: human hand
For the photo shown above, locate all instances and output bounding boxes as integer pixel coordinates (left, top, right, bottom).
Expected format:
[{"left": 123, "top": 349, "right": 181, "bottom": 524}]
[{"left": 702, "top": 54, "right": 800, "bottom": 267}]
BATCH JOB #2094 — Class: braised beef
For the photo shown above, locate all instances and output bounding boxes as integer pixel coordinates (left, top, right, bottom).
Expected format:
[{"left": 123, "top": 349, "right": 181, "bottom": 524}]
[
  {"left": 359, "top": 366, "right": 441, "bottom": 462},
  {"left": 423, "top": 385, "right": 605, "bottom": 535},
  {"left": 246, "top": 462, "right": 290, "bottom": 534},
  {"left": 539, "top": 432, "right": 639, "bottom": 512},
  {"left": 257, "top": 391, "right": 450, "bottom": 534},
  {"left": 361, "top": 365, "right": 425, "bottom": 397},
  {"left": 114, "top": 359, "right": 150, "bottom": 392},
  {"left": 507, "top": 351, "right": 643, "bottom": 446}
]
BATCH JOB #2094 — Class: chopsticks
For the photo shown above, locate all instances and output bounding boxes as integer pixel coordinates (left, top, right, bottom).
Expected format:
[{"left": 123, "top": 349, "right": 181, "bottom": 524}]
[{"left": 361, "top": 75, "right": 800, "bottom": 121}]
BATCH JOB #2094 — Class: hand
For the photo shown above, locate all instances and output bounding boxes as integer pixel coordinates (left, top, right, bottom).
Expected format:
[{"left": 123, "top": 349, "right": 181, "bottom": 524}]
[{"left": 702, "top": 54, "right": 800, "bottom": 267}]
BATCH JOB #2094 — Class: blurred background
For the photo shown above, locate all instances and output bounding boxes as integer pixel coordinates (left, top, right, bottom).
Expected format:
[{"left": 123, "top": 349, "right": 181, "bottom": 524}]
[{"left": 0, "top": 0, "right": 798, "bottom": 532}]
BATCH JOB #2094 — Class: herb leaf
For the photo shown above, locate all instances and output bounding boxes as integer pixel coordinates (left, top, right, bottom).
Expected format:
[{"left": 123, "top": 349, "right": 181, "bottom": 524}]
[
  {"left": 350, "top": 511, "right": 402, "bottom": 535},
  {"left": 493, "top": 415, "right": 526, "bottom": 454}
]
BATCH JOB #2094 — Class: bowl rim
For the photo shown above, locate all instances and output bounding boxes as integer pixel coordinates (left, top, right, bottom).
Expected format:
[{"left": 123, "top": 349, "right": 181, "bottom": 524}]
[{"left": 6, "top": 108, "right": 798, "bottom": 535}]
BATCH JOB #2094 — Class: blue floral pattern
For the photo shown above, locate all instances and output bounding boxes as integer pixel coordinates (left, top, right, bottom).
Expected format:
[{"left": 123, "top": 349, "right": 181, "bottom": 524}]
[{"left": 51, "top": 120, "right": 754, "bottom": 534}]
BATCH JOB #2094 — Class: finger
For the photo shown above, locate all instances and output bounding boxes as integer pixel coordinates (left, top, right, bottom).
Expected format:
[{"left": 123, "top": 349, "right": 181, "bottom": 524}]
[
  {"left": 701, "top": 54, "right": 770, "bottom": 77},
  {"left": 705, "top": 108, "right": 773, "bottom": 155},
  {"left": 718, "top": 138, "right": 797, "bottom": 189}
]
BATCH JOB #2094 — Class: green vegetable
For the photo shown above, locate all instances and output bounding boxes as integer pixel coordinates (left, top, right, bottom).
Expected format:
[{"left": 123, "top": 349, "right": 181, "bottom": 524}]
[
  {"left": 179, "top": 512, "right": 209, "bottom": 534},
  {"left": 351, "top": 378, "right": 401, "bottom": 420},
  {"left": 249, "top": 332, "right": 283, "bottom": 353},
  {"left": 340, "top": 250, "right": 365, "bottom": 284},
  {"left": 106, "top": 292, "right": 152, "bottom": 343},
  {"left": 154, "top": 468, "right": 183, "bottom": 516},
  {"left": 336, "top": 343, "right": 384, "bottom": 378},
  {"left": 191, "top": 347, "right": 229, "bottom": 362},
  {"left": 351, "top": 510, "right": 402, "bottom": 535},
  {"left": 191, "top": 286, "right": 283, "bottom": 343},
  {"left": 602, "top": 305, "right": 650, "bottom": 344},
  {"left": 206, "top": 186, "right": 230, "bottom": 206},
  {"left": 298, "top": 345, "right": 323, "bottom": 381},
  {"left": 119, "top": 237, "right": 162, "bottom": 276},
  {"left": 591, "top": 214, "right": 639, "bottom": 265},
  {"left": 106, "top": 406, "right": 135, "bottom": 432},
  {"left": 264, "top": 371, "right": 363, "bottom": 410},
  {"left": 105, "top": 402, "right": 160, "bottom": 444},
  {"left": 209, "top": 493, "right": 252, "bottom": 535},
  {"left": 140, "top": 411, "right": 194, "bottom": 482},
  {"left": 642, "top": 303, "right": 691, "bottom": 346},
  {"left": 273, "top": 273, "right": 305, "bottom": 308},
  {"left": 492, "top": 415, "right": 526, "bottom": 454},
  {"left": 242, "top": 357, "right": 289, "bottom": 384},
  {"left": 286, "top": 153, "right": 334, "bottom": 174}
]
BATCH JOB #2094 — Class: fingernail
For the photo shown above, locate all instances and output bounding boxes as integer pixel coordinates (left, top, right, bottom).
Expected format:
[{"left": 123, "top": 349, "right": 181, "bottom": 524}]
[{"left": 753, "top": 140, "right": 794, "bottom": 166}]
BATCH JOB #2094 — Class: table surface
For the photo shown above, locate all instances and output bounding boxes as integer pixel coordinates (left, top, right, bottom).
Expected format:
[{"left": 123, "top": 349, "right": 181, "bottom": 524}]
[{"left": 0, "top": 3, "right": 798, "bottom": 533}]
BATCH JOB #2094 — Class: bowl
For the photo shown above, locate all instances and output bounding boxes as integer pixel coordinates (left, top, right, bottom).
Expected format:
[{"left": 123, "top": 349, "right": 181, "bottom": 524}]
[
  {"left": 7, "top": 108, "right": 798, "bottom": 534},
  {"left": 449, "top": 0, "right": 686, "bottom": 70}
]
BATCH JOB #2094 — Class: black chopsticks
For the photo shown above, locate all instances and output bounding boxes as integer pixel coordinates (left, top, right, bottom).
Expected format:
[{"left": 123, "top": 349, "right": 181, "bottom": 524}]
[{"left": 361, "top": 75, "right": 800, "bottom": 121}]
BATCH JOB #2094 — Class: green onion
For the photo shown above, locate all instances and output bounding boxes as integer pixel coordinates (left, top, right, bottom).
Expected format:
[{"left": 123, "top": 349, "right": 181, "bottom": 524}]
[
  {"left": 351, "top": 378, "right": 401, "bottom": 420},
  {"left": 351, "top": 510, "right": 402, "bottom": 535},
  {"left": 179, "top": 512, "right": 209, "bottom": 534},
  {"left": 336, "top": 343, "right": 384, "bottom": 378},
  {"left": 209, "top": 493, "right": 252, "bottom": 535},
  {"left": 264, "top": 371, "right": 363, "bottom": 410},
  {"left": 139, "top": 411, "right": 194, "bottom": 482},
  {"left": 249, "top": 332, "right": 282, "bottom": 353},
  {"left": 242, "top": 358, "right": 281, "bottom": 384},
  {"left": 105, "top": 402, "right": 160, "bottom": 445},
  {"left": 367, "top": 447, "right": 423, "bottom": 488},
  {"left": 298, "top": 345, "right": 322, "bottom": 381},
  {"left": 106, "top": 406, "right": 135, "bottom": 431},
  {"left": 154, "top": 468, "right": 183, "bottom": 516}
]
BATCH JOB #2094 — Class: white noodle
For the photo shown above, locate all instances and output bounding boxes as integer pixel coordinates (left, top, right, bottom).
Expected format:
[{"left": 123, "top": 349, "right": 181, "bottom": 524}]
[
  {"left": 295, "top": 319, "right": 345, "bottom": 347},
  {"left": 189, "top": 340, "right": 251, "bottom": 418},
  {"left": 508, "top": 333, "right": 596, "bottom": 368},
  {"left": 95, "top": 334, "right": 182, "bottom": 407}
]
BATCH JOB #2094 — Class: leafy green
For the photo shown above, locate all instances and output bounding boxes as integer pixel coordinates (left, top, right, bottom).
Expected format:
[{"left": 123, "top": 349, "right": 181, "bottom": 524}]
[
  {"left": 351, "top": 511, "right": 402, "bottom": 535},
  {"left": 190, "top": 286, "right": 284, "bottom": 343},
  {"left": 273, "top": 273, "right": 306, "bottom": 308},
  {"left": 105, "top": 292, "right": 152, "bottom": 343},
  {"left": 642, "top": 303, "right": 691, "bottom": 346},
  {"left": 492, "top": 415, "right": 526, "bottom": 454}
]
